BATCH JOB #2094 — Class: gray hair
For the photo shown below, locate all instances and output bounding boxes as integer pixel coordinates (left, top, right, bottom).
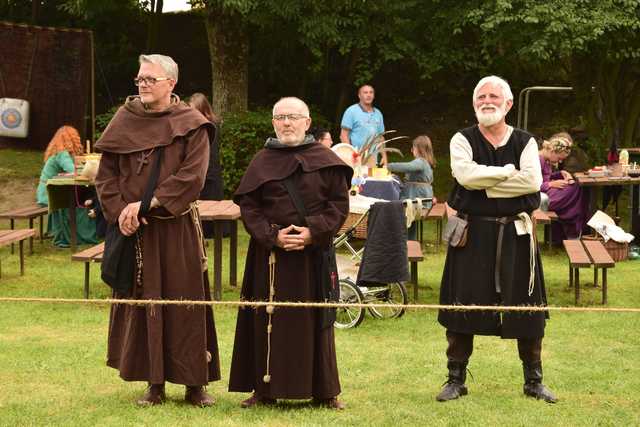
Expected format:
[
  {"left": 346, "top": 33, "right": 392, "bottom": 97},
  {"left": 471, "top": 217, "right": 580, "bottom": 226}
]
[
  {"left": 272, "top": 97, "right": 310, "bottom": 117},
  {"left": 139, "top": 54, "right": 179, "bottom": 82},
  {"left": 472, "top": 75, "right": 513, "bottom": 103}
]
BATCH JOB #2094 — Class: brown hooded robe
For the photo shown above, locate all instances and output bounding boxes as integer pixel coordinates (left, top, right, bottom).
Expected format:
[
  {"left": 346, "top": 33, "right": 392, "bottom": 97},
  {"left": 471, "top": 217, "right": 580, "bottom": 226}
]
[
  {"left": 228, "top": 138, "right": 352, "bottom": 399},
  {"left": 95, "top": 96, "right": 221, "bottom": 386}
]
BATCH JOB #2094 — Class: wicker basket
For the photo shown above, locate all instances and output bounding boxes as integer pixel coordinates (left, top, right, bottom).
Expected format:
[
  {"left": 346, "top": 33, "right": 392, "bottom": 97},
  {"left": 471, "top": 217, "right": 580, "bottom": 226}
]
[
  {"left": 582, "top": 235, "right": 629, "bottom": 262},
  {"left": 338, "top": 212, "right": 368, "bottom": 239}
]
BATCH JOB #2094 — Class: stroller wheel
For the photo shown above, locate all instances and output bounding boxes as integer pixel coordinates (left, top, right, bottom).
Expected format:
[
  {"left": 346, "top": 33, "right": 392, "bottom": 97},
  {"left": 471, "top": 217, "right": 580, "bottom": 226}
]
[
  {"left": 368, "top": 282, "right": 408, "bottom": 319},
  {"left": 334, "top": 279, "right": 365, "bottom": 329}
]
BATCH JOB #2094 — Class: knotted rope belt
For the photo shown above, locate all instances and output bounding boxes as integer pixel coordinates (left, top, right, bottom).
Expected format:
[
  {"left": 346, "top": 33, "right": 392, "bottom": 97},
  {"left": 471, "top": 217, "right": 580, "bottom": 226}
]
[{"left": 136, "top": 202, "right": 208, "bottom": 288}]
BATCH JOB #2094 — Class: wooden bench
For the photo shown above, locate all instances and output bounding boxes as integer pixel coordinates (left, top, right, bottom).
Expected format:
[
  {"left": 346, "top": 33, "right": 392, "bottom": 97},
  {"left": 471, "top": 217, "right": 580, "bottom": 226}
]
[
  {"left": 532, "top": 209, "right": 558, "bottom": 247},
  {"left": 407, "top": 240, "right": 424, "bottom": 301},
  {"left": 0, "top": 205, "right": 48, "bottom": 254},
  {"left": 71, "top": 242, "right": 104, "bottom": 298},
  {"left": 0, "top": 229, "right": 36, "bottom": 278},
  {"left": 563, "top": 239, "right": 615, "bottom": 305},
  {"left": 417, "top": 202, "right": 447, "bottom": 248}
]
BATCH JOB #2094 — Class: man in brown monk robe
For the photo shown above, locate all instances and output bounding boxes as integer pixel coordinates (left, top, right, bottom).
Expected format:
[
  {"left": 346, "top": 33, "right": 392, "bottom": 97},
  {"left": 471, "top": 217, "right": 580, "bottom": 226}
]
[
  {"left": 95, "top": 54, "right": 220, "bottom": 407},
  {"left": 229, "top": 97, "right": 352, "bottom": 409}
]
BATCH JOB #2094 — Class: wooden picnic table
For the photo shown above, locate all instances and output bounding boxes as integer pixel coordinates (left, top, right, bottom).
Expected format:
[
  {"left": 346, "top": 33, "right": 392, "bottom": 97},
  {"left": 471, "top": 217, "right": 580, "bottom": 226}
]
[
  {"left": 198, "top": 200, "right": 241, "bottom": 300},
  {"left": 573, "top": 172, "right": 640, "bottom": 241}
]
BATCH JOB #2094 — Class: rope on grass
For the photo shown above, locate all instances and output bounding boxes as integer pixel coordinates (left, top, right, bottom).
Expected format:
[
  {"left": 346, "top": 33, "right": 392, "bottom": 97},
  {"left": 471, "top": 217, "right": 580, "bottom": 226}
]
[{"left": 1, "top": 297, "right": 640, "bottom": 313}]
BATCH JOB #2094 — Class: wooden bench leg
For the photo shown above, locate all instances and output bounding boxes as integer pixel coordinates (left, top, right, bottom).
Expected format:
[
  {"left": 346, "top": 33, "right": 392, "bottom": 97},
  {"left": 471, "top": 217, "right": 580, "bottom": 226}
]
[
  {"left": 411, "top": 261, "right": 418, "bottom": 302},
  {"left": 593, "top": 267, "right": 599, "bottom": 288},
  {"left": 575, "top": 268, "right": 580, "bottom": 305},
  {"left": 436, "top": 219, "right": 442, "bottom": 250},
  {"left": 84, "top": 262, "right": 91, "bottom": 299},
  {"left": 213, "top": 222, "right": 223, "bottom": 300},
  {"left": 28, "top": 217, "right": 34, "bottom": 254},
  {"left": 39, "top": 214, "right": 44, "bottom": 243},
  {"left": 569, "top": 263, "right": 573, "bottom": 288},
  {"left": 230, "top": 220, "right": 237, "bottom": 287},
  {"left": 19, "top": 240, "right": 25, "bottom": 275},
  {"left": 544, "top": 224, "right": 549, "bottom": 247},
  {"left": 602, "top": 268, "right": 608, "bottom": 305},
  {"left": 10, "top": 218, "right": 15, "bottom": 254}
]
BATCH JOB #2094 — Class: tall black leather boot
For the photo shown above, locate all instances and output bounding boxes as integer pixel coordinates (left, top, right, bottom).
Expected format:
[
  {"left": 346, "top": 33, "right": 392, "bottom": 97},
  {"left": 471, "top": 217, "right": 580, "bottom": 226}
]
[
  {"left": 436, "top": 360, "right": 468, "bottom": 402},
  {"left": 523, "top": 361, "right": 557, "bottom": 403}
]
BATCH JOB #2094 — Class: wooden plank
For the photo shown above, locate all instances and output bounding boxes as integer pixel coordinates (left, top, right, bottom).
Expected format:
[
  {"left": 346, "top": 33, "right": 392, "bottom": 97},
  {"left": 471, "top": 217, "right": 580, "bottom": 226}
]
[
  {"left": 0, "top": 205, "right": 39, "bottom": 217},
  {"left": 72, "top": 242, "right": 105, "bottom": 261},
  {"left": 563, "top": 240, "right": 592, "bottom": 267},
  {"left": 198, "top": 200, "right": 241, "bottom": 220},
  {"left": 581, "top": 240, "right": 615, "bottom": 267},
  {"left": 407, "top": 240, "right": 424, "bottom": 261},
  {"left": 532, "top": 209, "right": 550, "bottom": 224},
  {"left": 426, "top": 203, "right": 446, "bottom": 219},
  {"left": 0, "top": 205, "right": 48, "bottom": 219},
  {"left": 574, "top": 173, "right": 640, "bottom": 187},
  {"left": 0, "top": 229, "right": 36, "bottom": 247}
]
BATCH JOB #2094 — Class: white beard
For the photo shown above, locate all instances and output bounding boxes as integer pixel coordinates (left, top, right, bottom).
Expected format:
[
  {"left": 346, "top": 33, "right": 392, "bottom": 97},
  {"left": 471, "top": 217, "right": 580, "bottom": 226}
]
[{"left": 475, "top": 104, "right": 505, "bottom": 127}]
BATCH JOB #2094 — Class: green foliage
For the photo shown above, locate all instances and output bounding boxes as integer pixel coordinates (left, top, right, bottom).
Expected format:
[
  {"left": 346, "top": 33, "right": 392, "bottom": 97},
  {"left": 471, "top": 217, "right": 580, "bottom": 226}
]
[
  {"left": 419, "top": 0, "right": 640, "bottom": 146},
  {"left": 94, "top": 104, "right": 121, "bottom": 141},
  {"left": 59, "top": 0, "right": 142, "bottom": 19},
  {"left": 218, "top": 109, "right": 274, "bottom": 197},
  {"left": 218, "top": 108, "right": 332, "bottom": 197}
]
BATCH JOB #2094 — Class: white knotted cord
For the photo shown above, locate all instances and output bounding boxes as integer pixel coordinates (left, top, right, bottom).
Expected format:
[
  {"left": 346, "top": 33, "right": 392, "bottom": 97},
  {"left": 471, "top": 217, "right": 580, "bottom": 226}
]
[{"left": 263, "top": 251, "right": 276, "bottom": 383}]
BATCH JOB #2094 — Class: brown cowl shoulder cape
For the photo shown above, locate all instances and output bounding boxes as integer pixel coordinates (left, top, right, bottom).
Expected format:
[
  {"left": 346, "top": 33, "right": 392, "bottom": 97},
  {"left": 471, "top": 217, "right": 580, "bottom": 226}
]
[
  {"left": 234, "top": 136, "right": 353, "bottom": 198},
  {"left": 95, "top": 95, "right": 212, "bottom": 153}
]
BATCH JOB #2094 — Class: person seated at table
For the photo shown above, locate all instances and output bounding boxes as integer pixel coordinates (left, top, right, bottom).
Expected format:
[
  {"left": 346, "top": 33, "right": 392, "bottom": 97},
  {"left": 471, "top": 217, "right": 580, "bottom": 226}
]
[
  {"left": 386, "top": 135, "right": 435, "bottom": 239},
  {"left": 188, "top": 92, "right": 225, "bottom": 238},
  {"left": 36, "top": 125, "right": 98, "bottom": 248},
  {"left": 312, "top": 127, "right": 334, "bottom": 148},
  {"left": 539, "top": 136, "right": 589, "bottom": 242},
  {"left": 553, "top": 131, "right": 589, "bottom": 174}
]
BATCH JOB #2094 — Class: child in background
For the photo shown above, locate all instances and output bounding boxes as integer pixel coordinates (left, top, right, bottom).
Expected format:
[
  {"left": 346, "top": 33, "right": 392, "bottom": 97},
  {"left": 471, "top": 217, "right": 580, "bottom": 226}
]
[{"left": 386, "top": 135, "right": 435, "bottom": 239}]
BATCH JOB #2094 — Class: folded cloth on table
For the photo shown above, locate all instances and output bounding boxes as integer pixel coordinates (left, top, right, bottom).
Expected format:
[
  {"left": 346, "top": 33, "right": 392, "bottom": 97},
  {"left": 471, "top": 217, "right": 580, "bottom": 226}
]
[{"left": 349, "top": 194, "right": 387, "bottom": 214}]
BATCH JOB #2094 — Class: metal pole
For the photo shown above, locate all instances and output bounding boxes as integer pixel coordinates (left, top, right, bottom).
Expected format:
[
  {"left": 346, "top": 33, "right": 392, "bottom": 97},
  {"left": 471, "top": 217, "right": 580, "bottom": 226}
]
[
  {"left": 90, "top": 30, "right": 95, "bottom": 146},
  {"left": 515, "top": 86, "right": 574, "bottom": 130}
]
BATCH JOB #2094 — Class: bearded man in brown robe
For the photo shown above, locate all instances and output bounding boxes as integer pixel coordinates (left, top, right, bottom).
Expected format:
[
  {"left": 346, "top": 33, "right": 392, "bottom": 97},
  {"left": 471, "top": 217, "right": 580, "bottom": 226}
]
[
  {"left": 95, "top": 54, "right": 220, "bottom": 407},
  {"left": 229, "top": 97, "right": 352, "bottom": 409}
]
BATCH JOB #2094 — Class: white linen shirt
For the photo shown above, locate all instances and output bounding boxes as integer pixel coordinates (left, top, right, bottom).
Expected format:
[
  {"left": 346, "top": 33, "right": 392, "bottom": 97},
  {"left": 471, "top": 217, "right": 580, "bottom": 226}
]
[{"left": 450, "top": 126, "right": 542, "bottom": 198}]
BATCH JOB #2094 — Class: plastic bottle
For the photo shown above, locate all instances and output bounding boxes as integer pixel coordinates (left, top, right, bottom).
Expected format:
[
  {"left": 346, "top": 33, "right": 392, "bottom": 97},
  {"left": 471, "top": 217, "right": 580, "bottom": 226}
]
[{"left": 620, "top": 149, "right": 629, "bottom": 166}]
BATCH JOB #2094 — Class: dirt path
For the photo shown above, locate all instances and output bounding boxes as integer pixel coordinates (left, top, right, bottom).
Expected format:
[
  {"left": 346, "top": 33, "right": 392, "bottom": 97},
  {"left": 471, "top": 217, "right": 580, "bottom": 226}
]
[{"left": 0, "top": 179, "right": 37, "bottom": 212}]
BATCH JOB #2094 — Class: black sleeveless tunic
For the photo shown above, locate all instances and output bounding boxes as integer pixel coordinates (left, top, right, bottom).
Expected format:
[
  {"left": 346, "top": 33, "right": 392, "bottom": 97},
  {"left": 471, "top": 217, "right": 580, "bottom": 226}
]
[{"left": 438, "top": 126, "right": 548, "bottom": 339}]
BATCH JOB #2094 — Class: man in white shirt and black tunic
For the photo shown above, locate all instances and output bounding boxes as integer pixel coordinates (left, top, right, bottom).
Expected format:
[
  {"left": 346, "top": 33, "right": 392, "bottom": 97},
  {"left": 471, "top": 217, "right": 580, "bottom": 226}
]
[{"left": 436, "top": 76, "right": 557, "bottom": 404}]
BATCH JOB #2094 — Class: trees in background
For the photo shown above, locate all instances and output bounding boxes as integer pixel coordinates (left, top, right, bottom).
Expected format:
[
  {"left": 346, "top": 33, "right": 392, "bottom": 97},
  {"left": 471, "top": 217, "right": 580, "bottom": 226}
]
[
  {"left": 2, "top": 0, "right": 640, "bottom": 148},
  {"left": 420, "top": 0, "right": 640, "bottom": 149}
]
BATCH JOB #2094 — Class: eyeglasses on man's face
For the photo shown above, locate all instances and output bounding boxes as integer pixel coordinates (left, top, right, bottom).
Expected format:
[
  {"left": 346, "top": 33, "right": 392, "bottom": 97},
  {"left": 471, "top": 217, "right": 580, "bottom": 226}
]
[
  {"left": 134, "top": 76, "right": 172, "bottom": 86},
  {"left": 273, "top": 114, "right": 308, "bottom": 122}
]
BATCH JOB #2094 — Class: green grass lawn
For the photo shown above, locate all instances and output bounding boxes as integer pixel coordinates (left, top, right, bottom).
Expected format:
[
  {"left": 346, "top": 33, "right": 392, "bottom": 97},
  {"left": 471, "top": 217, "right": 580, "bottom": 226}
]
[
  {"left": 0, "top": 226, "right": 639, "bottom": 426},
  {"left": 1, "top": 148, "right": 640, "bottom": 426}
]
